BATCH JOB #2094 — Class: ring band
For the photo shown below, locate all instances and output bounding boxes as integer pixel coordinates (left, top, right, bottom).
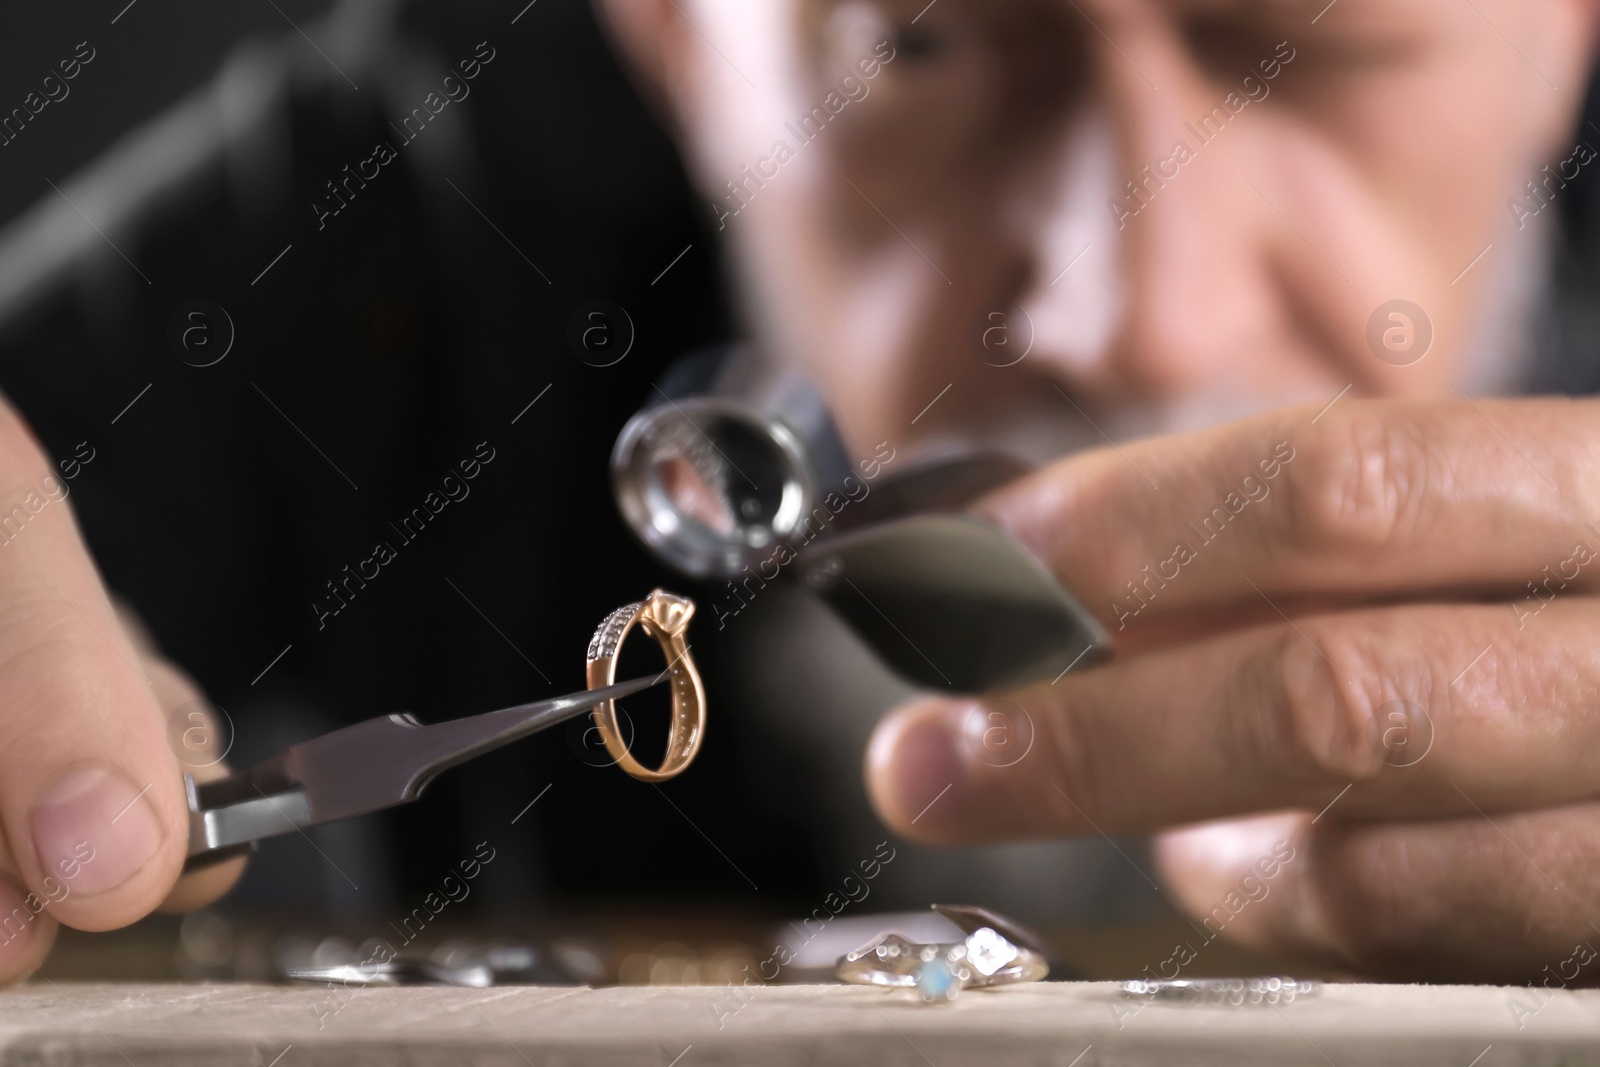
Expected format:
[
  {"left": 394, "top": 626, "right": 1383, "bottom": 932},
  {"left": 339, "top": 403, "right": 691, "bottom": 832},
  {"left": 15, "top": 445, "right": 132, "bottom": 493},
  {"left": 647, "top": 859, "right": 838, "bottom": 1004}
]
[
  {"left": 1120, "top": 977, "right": 1321, "bottom": 1005},
  {"left": 586, "top": 589, "right": 705, "bottom": 782}
]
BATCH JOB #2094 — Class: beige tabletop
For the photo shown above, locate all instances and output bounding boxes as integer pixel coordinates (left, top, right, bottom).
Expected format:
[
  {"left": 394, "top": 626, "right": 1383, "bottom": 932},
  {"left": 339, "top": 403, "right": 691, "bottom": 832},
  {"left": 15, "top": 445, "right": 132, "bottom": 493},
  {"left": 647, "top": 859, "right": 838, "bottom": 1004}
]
[{"left": 1, "top": 980, "right": 1596, "bottom": 1066}]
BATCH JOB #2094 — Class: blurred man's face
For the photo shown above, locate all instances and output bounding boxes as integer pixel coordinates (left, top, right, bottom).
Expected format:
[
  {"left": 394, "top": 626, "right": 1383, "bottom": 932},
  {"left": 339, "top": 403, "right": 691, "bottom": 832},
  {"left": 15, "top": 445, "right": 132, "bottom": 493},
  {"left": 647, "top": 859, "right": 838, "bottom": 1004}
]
[{"left": 608, "top": 0, "right": 1597, "bottom": 460}]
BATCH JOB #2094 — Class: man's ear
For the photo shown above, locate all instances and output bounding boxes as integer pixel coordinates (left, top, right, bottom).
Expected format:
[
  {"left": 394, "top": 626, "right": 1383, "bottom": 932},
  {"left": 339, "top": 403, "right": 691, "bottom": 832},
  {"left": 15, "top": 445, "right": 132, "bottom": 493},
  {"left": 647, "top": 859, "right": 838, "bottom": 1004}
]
[{"left": 594, "top": 0, "right": 694, "bottom": 131}]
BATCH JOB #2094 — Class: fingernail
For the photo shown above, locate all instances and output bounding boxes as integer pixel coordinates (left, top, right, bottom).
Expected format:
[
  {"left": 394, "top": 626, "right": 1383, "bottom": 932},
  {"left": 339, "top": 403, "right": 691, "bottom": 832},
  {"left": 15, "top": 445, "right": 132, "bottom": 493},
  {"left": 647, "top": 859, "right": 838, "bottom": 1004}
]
[
  {"left": 869, "top": 703, "right": 966, "bottom": 832},
  {"left": 31, "top": 766, "right": 164, "bottom": 896},
  {"left": 0, "top": 878, "right": 41, "bottom": 970}
]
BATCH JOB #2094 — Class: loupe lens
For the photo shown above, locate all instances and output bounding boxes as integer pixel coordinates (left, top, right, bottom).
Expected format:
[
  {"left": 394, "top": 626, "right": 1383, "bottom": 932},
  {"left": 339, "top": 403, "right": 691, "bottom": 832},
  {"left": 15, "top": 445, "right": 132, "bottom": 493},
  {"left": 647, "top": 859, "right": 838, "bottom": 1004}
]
[{"left": 612, "top": 399, "right": 814, "bottom": 579}]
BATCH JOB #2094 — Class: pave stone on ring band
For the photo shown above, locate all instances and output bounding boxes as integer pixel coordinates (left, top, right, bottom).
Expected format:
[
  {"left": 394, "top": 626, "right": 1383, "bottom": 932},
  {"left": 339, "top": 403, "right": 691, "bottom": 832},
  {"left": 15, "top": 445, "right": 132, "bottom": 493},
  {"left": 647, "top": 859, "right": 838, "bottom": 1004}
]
[{"left": 586, "top": 588, "right": 706, "bottom": 782}]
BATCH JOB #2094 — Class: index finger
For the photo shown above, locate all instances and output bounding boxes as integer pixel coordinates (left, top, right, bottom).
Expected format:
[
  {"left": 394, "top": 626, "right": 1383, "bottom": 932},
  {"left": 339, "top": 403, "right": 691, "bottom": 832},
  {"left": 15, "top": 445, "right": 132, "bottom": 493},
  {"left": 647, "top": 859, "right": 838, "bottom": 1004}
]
[{"left": 973, "top": 397, "right": 1600, "bottom": 631}]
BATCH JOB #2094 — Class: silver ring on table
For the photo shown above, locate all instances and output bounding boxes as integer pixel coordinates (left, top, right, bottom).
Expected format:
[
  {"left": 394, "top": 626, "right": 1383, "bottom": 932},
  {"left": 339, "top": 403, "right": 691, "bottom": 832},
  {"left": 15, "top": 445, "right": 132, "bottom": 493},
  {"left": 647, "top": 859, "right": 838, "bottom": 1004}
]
[
  {"left": 837, "top": 925, "right": 1049, "bottom": 1002},
  {"left": 1120, "top": 977, "right": 1322, "bottom": 1005}
]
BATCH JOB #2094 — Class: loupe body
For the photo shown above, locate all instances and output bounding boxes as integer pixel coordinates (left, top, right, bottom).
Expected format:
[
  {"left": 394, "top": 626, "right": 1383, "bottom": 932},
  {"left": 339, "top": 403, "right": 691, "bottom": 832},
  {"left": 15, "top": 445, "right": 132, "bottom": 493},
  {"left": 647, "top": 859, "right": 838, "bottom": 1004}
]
[{"left": 611, "top": 348, "right": 1111, "bottom": 692}]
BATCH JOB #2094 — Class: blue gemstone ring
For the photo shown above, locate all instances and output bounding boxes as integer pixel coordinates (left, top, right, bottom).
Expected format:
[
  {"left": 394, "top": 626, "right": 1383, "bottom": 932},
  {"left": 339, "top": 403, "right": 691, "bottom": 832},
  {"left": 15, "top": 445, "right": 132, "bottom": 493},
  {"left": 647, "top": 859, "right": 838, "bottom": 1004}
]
[{"left": 835, "top": 905, "right": 1050, "bottom": 1003}]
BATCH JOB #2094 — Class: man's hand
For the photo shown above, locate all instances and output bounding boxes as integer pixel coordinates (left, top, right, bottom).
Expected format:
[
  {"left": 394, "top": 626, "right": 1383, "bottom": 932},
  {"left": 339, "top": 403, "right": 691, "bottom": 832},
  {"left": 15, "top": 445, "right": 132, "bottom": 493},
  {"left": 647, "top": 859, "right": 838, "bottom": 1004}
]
[
  {"left": 866, "top": 396, "right": 1600, "bottom": 981},
  {"left": 0, "top": 402, "right": 243, "bottom": 982}
]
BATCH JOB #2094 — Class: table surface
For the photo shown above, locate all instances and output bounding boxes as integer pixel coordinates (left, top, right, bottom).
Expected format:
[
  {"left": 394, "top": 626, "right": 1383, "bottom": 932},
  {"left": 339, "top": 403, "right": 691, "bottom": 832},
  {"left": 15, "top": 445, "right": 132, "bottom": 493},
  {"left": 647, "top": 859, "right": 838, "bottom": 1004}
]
[{"left": 1, "top": 981, "right": 1596, "bottom": 1066}]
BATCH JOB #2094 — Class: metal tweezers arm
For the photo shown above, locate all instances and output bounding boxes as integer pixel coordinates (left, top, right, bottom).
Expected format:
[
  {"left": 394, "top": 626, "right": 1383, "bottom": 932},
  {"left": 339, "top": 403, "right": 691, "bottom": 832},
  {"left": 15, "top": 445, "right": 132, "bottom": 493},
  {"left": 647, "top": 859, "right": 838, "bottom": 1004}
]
[{"left": 185, "top": 675, "right": 663, "bottom": 867}]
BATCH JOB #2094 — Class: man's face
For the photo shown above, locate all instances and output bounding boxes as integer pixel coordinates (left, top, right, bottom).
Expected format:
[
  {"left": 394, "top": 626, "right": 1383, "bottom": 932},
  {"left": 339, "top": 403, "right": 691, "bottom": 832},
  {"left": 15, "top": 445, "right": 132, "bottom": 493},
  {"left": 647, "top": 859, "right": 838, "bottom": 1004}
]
[{"left": 615, "top": 0, "right": 1596, "bottom": 462}]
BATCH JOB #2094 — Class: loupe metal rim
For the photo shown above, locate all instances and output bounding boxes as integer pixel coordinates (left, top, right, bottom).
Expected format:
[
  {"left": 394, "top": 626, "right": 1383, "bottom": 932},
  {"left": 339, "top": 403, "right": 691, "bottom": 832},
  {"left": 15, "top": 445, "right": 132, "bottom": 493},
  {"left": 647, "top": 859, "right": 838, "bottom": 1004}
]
[{"left": 611, "top": 396, "right": 817, "bottom": 580}]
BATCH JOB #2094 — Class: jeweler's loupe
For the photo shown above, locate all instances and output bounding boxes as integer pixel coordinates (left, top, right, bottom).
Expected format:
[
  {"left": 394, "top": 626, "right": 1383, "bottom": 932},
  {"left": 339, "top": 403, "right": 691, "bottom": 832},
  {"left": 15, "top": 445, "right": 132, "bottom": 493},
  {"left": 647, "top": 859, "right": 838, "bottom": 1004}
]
[{"left": 611, "top": 348, "right": 1112, "bottom": 692}]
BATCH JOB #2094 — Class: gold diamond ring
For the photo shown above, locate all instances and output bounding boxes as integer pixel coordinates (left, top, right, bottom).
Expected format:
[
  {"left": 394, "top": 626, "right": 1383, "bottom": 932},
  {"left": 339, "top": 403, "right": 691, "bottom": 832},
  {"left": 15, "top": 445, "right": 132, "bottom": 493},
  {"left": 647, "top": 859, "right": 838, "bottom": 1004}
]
[{"left": 585, "top": 589, "right": 705, "bottom": 782}]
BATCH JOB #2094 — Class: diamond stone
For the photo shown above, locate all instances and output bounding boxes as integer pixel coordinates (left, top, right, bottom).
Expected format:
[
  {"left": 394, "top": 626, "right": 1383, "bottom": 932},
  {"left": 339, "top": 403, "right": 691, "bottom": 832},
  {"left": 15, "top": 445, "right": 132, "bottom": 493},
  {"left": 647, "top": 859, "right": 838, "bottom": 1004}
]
[
  {"left": 643, "top": 590, "right": 695, "bottom": 635},
  {"left": 963, "top": 927, "right": 1018, "bottom": 977}
]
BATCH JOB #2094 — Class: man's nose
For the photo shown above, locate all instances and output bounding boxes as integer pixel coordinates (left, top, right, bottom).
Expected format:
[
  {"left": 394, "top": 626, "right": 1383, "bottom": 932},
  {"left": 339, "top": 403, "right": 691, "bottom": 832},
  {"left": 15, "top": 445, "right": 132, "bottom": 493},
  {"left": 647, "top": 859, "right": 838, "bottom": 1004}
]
[
  {"left": 1061, "top": 1, "right": 1285, "bottom": 398},
  {"left": 1013, "top": 1, "right": 1391, "bottom": 404},
  {"left": 1099, "top": 121, "right": 1280, "bottom": 400}
]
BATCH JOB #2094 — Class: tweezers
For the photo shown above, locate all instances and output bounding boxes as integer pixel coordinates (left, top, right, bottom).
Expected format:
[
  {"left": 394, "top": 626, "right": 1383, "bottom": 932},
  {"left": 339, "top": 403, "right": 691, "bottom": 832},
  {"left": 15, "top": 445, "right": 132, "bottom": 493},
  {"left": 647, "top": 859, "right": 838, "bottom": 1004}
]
[{"left": 183, "top": 675, "right": 664, "bottom": 869}]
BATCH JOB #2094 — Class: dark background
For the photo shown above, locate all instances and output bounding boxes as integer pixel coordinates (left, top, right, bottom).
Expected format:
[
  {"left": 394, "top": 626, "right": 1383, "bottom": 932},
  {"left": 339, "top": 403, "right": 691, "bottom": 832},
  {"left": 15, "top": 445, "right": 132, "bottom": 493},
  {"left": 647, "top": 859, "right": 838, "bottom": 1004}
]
[
  {"left": 0, "top": 2, "right": 330, "bottom": 224},
  {"left": 0, "top": 0, "right": 832, "bottom": 928}
]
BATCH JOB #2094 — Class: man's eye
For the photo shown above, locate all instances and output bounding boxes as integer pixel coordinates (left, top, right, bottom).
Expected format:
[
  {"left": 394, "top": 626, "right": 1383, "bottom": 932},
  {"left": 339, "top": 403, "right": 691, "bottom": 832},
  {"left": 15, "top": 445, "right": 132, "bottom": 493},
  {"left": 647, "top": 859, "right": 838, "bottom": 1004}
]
[
  {"left": 819, "top": 0, "right": 968, "bottom": 69},
  {"left": 888, "top": 23, "right": 955, "bottom": 63},
  {"left": 1182, "top": 17, "right": 1284, "bottom": 83},
  {"left": 1183, "top": 11, "right": 1425, "bottom": 80}
]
